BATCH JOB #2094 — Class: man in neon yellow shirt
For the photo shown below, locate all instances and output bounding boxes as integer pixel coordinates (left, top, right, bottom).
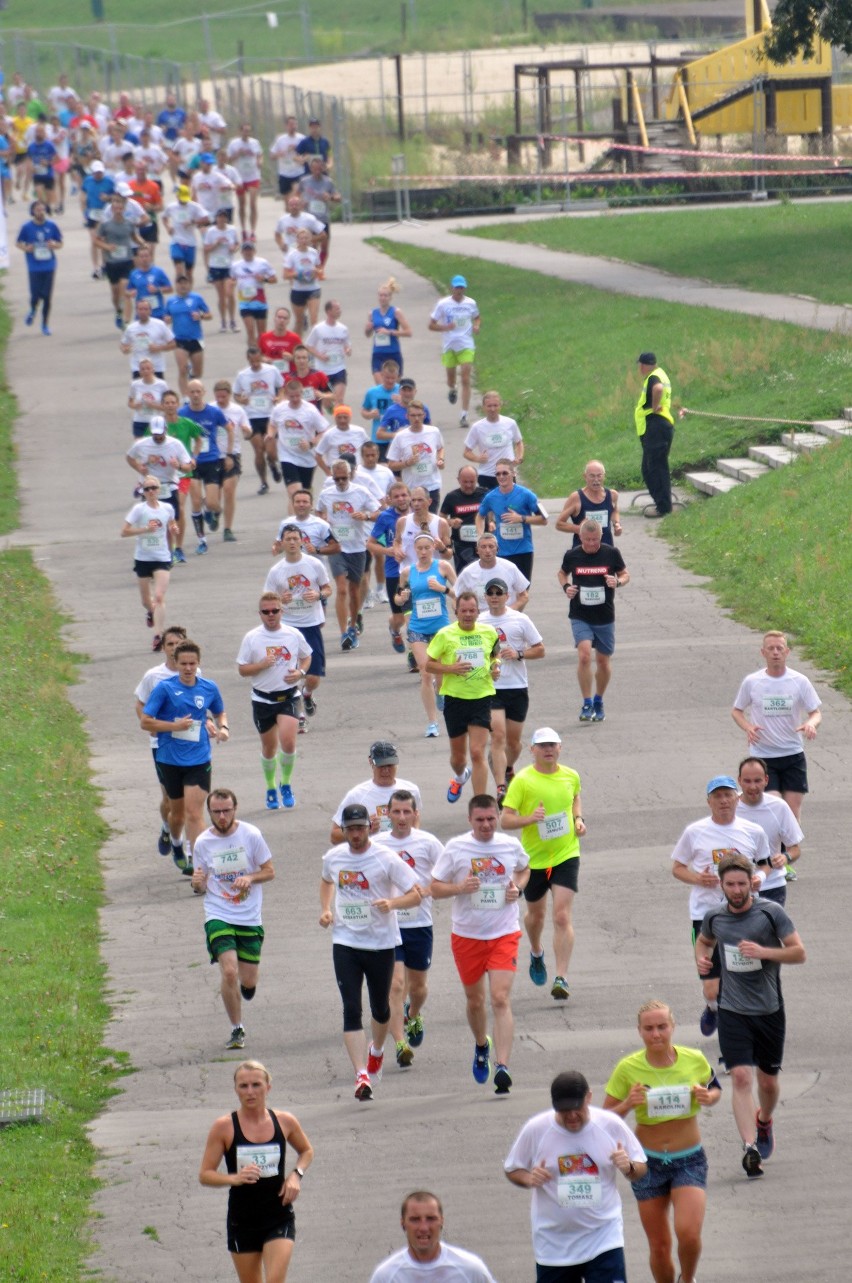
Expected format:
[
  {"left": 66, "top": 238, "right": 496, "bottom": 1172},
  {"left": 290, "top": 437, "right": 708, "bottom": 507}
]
[
  {"left": 426, "top": 591, "right": 500, "bottom": 804},
  {"left": 501, "top": 727, "right": 585, "bottom": 1001}
]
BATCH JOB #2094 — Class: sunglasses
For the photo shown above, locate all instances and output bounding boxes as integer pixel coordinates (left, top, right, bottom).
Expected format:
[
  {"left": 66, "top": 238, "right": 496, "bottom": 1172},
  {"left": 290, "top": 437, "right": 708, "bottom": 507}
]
[
  {"left": 485, "top": 589, "right": 505, "bottom": 596},
  {"left": 142, "top": 485, "right": 159, "bottom": 492},
  {"left": 260, "top": 608, "right": 281, "bottom": 615}
]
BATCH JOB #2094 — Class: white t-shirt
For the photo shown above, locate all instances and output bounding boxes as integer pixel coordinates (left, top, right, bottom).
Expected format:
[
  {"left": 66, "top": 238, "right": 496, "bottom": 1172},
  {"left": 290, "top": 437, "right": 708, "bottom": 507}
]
[
  {"left": 218, "top": 399, "right": 248, "bottom": 456},
  {"left": 430, "top": 294, "right": 479, "bottom": 353},
  {"left": 276, "top": 209, "right": 325, "bottom": 251},
  {"left": 171, "top": 136, "right": 201, "bottom": 168},
  {"left": 135, "top": 143, "right": 169, "bottom": 179},
  {"left": 164, "top": 200, "right": 207, "bottom": 246},
  {"left": 504, "top": 1107, "right": 645, "bottom": 1268},
  {"left": 455, "top": 557, "right": 530, "bottom": 609},
  {"left": 315, "top": 425, "right": 368, "bottom": 471},
  {"left": 283, "top": 245, "right": 321, "bottom": 289},
  {"left": 129, "top": 376, "right": 169, "bottom": 424},
  {"left": 369, "top": 1242, "right": 497, "bottom": 1282},
  {"left": 230, "top": 258, "right": 274, "bottom": 305},
  {"left": 125, "top": 500, "right": 173, "bottom": 563},
  {"left": 127, "top": 435, "right": 191, "bottom": 491},
  {"left": 333, "top": 778, "right": 423, "bottom": 834},
  {"left": 199, "top": 109, "right": 227, "bottom": 148},
  {"left": 226, "top": 135, "right": 263, "bottom": 183},
  {"left": 306, "top": 321, "right": 350, "bottom": 375},
  {"left": 203, "top": 223, "right": 239, "bottom": 269},
  {"left": 464, "top": 414, "right": 522, "bottom": 476},
  {"left": 671, "top": 814, "right": 771, "bottom": 918},
  {"left": 193, "top": 821, "right": 272, "bottom": 927},
  {"left": 134, "top": 661, "right": 175, "bottom": 747},
  {"left": 123, "top": 319, "right": 174, "bottom": 375},
  {"left": 264, "top": 553, "right": 330, "bottom": 628},
  {"left": 316, "top": 483, "right": 376, "bottom": 553},
  {"left": 478, "top": 607, "right": 543, "bottom": 690},
  {"left": 282, "top": 514, "right": 335, "bottom": 553},
  {"left": 380, "top": 829, "right": 444, "bottom": 929},
  {"left": 432, "top": 833, "right": 528, "bottom": 940},
  {"left": 737, "top": 794, "right": 804, "bottom": 892},
  {"left": 733, "top": 667, "right": 821, "bottom": 757},
  {"left": 397, "top": 512, "right": 443, "bottom": 572},
  {"left": 236, "top": 623, "right": 312, "bottom": 700},
  {"left": 191, "top": 168, "right": 234, "bottom": 217},
  {"left": 270, "top": 400, "right": 327, "bottom": 467},
  {"left": 270, "top": 130, "right": 306, "bottom": 177},
  {"left": 387, "top": 426, "right": 444, "bottom": 492},
  {"left": 321, "top": 841, "right": 417, "bottom": 948},
  {"left": 233, "top": 363, "right": 284, "bottom": 420}
]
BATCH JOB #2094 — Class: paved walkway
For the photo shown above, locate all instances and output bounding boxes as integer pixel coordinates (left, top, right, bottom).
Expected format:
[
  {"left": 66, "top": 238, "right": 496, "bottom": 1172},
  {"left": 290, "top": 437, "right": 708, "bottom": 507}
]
[{"left": 5, "top": 205, "right": 848, "bottom": 1282}]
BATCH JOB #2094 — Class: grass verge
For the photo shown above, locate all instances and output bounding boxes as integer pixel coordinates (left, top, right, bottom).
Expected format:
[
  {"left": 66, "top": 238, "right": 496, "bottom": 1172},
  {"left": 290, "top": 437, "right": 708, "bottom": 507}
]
[
  {"left": 464, "top": 200, "right": 852, "bottom": 306},
  {"left": 663, "top": 439, "right": 852, "bottom": 696},
  {"left": 368, "top": 238, "right": 852, "bottom": 491},
  {"left": 0, "top": 298, "right": 124, "bottom": 1279}
]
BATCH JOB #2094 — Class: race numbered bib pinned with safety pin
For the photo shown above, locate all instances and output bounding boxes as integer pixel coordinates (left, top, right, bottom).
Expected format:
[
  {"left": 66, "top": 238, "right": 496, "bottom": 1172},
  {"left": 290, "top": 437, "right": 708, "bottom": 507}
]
[
  {"left": 645, "top": 1085, "right": 692, "bottom": 1117},
  {"left": 724, "top": 944, "right": 762, "bottom": 972}
]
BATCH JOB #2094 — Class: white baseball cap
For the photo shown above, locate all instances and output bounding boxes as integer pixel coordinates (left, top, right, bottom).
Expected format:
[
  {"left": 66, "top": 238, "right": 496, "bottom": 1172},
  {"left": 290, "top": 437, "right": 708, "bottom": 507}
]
[{"left": 531, "top": 727, "right": 562, "bottom": 745}]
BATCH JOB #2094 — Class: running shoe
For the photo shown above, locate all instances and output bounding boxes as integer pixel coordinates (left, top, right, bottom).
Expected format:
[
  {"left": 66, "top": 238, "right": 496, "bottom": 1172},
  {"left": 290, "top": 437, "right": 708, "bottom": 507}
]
[
  {"left": 280, "top": 785, "right": 295, "bottom": 809},
  {"left": 92, "top": 269, "right": 102, "bottom": 280},
  {"left": 367, "top": 1045, "right": 384, "bottom": 1081},
  {"left": 364, "top": 589, "right": 377, "bottom": 609},
  {"left": 395, "top": 1040, "right": 414, "bottom": 1068},
  {"left": 152, "top": 634, "right": 163, "bottom": 653},
  {"left": 229, "top": 321, "right": 238, "bottom": 332},
  {"left": 303, "top": 692, "right": 317, "bottom": 716},
  {"left": 41, "top": 324, "right": 51, "bottom": 337},
  {"left": 579, "top": 699, "right": 594, "bottom": 722},
  {"left": 742, "top": 1144, "right": 764, "bottom": 1179},
  {"left": 405, "top": 1012, "right": 425, "bottom": 1048},
  {"left": 298, "top": 716, "right": 308, "bottom": 735},
  {"left": 219, "top": 323, "right": 228, "bottom": 332},
  {"left": 146, "top": 609, "right": 154, "bottom": 628},
  {"left": 425, "top": 722, "right": 440, "bottom": 738},
  {"left": 354, "top": 1071, "right": 372, "bottom": 1101},
  {"left": 266, "top": 788, "right": 280, "bottom": 810},
  {"left": 377, "top": 585, "right": 389, "bottom": 603},
  {"left": 448, "top": 387, "right": 458, "bottom": 405},
  {"left": 257, "top": 483, "right": 269, "bottom": 495},
  {"left": 389, "top": 626, "right": 405, "bottom": 654},
  {"left": 341, "top": 630, "right": 354, "bottom": 651},
  {"left": 699, "top": 1005, "right": 718, "bottom": 1037},
  {"left": 226, "top": 1025, "right": 246, "bottom": 1050},
  {"left": 407, "top": 650, "right": 419, "bottom": 673},
  {"left": 172, "top": 842, "right": 190, "bottom": 873},
  {"left": 505, "top": 765, "right": 515, "bottom": 784},
  {"left": 755, "top": 1113, "right": 775, "bottom": 1161},
  {"left": 459, "top": 412, "right": 469, "bottom": 429},
  {"left": 551, "top": 975, "right": 570, "bottom": 1000},
  {"left": 347, "top": 630, "right": 360, "bottom": 650},
  {"left": 355, "top": 612, "right": 364, "bottom": 635},
  {"left": 496, "top": 783, "right": 507, "bottom": 809},
  {"left": 592, "top": 695, "right": 605, "bottom": 722},
  {"left": 196, "top": 538, "right": 208, "bottom": 555},
  {"left": 114, "top": 312, "right": 123, "bottom": 330},
  {"left": 269, "top": 461, "right": 282, "bottom": 483},
  {"left": 472, "top": 1035, "right": 493, "bottom": 1084},
  {"left": 447, "top": 765, "right": 472, "bottom": 803},
  {"left": 223, "top": 529, "right": 237, "bottom": 542},
  {"left": 240, "top": 984, "right": 256, "bottom": 1001},
  {"left": 493, "top": 1063, "right": 512, "bottom": 1094},
  {"left": 181, "top": 861, "right": 194, "bottom": 877},
  {"left": 25, "top": 311, "right": 35, "bottom": 326},
  {"left": 157, "top": 828, "right": 171, "bottom": 856},
  {"left": 529, "top": 952, "right": 547, "bottom": 987},
  {"left": 784, "top": 863, "right": 798, "bottom": 882},
  {"left": 208, "top": 512, "right": 220, "bottom": 532},
  {"left": 173, "top": 547, "right": 187, "bottom": 564}
]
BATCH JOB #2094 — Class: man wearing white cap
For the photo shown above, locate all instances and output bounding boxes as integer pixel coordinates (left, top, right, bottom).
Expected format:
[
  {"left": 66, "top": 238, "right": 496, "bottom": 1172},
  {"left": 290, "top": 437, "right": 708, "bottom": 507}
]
[
  {"left": 502, "top": 728, "right": 585, "bottom": 1002},
  {"left": 429, "top": 275, "right": 480, "bottom": 429},
  {"left": 126, "top": 415, "right": 194, "bottom": 526}
]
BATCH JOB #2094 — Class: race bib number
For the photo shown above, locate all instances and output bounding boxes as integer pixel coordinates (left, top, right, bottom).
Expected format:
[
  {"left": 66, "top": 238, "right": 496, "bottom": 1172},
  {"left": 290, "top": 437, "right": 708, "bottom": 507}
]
[
  {"left": 308, "top": 199, "right": 325, "bottom": 215},
  {"left": 111, "top": 246, "right": 130, "bottom": 260},
  {"left": 212, "top": 847, "right": 247, "bottom": 882},
  {"left": 396, "top": 907, "right": 415, "bottom": 923},
  {"left": 210, "top": 249, "right": 231, "bottom": 267},
  {"left": 645, "top": 1085, "right": 692, "bottom": 1117},
  {"left": 724, "top": 943, "right": 762, "bottom": 972},
  {"left": 288, "top": 435, "right": 305, "bottom": 450},
  {"left": 456, "top": 646, "right": 484, "bottom": 670},
  {"left": 249, "top": 394, "right": 271, "bottom": 412},
  {"left": 558, "top": 1176, "right": 602, "bottom": 1207},
  {"left": 33, "top": 244, "right": 52, "bottom": 261},
  {"left": 459, "top": 523, "right": 478, "bottom": 542},
  {"left": 579, "top": 585, "right": 605, "bottom": 606},
  {"left": 585, "top": 508, "right": 608, "bottom": 527},
  {"left": 374, "top": 332, "right": 391, "bottom": 347},
  {"left": 238, "top": 283, "right": 257, "bottom": 301},
  {"left": 172, "top": 719, "right": 201, "bottom": 742},
  {"left": 339, "top": 900, "right": 371, "bottom": 928},
  {"left": 285, "top": 594, "right": 310, "bottom": 613},
  {"left": 415, "top": 597, "right": 442, "bottom": 620},
  {"left": 332, "top": 521, "right": 352, "bottom": 541},
  {"left": 142, "top": 533, "right": 163, "bottom": 550},
  {"left": 414, "top": 458, "right": 431, "bottom": 476},
  {"left": 536, "top": 812, "right": 570, "bottom": 841},
  {"left": 236, "top": 1145, "right": 280, "bottom": 1178},
  {"left": 499, "top": 521, "right": 523, "bottom": 541},
  {"left": 762, "top": 695, "right": 793, "bottom": 716},
  {"left": 471, "top": 883, "right": 506, "bottom": 910}
]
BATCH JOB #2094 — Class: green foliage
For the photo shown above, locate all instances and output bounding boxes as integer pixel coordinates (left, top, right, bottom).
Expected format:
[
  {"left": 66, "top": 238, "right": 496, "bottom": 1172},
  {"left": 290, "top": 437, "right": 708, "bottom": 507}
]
[
  {"left": 0, "top": 296, "right": 20, "bottom": 534},
  {"left": 762, "top": 0, "right": 852, "bottom": 62}
]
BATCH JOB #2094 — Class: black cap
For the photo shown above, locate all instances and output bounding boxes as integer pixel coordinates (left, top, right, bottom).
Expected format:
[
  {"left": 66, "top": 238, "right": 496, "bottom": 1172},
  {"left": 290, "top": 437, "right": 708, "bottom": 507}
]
[
  {"left": 369, "top": 741, "right": 399, "bottom": 766},
  {"left": 551, "top": 1070, "right": 590, "bottom": 1111},
  {"left": 637, "top": 351, "right": 656, "bottom": 365},
  {"left": 398, "top": 377, "right": 416, "bottom": 389},
  {"left": 341, "top": 803, "right": 370, "bottom": 827},
  {"left": 484, "top": 577, "right": 508, "bottom": 595}
]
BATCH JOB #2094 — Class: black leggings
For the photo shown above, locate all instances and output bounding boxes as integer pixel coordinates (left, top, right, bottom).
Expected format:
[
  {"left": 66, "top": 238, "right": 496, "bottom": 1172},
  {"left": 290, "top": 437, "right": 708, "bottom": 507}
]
[
  {"left": 332, "top": 943, "right": 395, "bottom": 1032},
  {"left": 28, "top": 269, "right": 55, "bottom": 324}
]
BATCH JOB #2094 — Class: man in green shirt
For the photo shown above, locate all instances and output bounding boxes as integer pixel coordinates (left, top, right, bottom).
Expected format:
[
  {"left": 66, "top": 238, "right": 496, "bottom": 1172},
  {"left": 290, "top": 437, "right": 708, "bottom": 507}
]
[
  {"left": 501, "top": 727, "right": 585, "bottom": 1001},
  {"left": 158, "top": 388, "right": 203, "bottom": 563},
  {"left": 426, "top": 591, "right": 500, "bottom": 804}
]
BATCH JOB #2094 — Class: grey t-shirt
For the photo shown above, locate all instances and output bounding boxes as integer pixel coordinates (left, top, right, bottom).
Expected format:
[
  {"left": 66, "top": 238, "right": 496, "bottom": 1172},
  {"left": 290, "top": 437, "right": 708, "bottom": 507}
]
[
  {"left": 700, "top": 896, "right": 796, "bottom": 1015},
  {"left": 99, "top": 217, "right": 136, "bottom": 260}
]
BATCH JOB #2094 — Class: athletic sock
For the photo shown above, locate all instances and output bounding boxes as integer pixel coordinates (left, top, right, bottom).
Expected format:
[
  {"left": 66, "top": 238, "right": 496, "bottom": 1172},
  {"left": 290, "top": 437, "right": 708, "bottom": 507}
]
[
  {"left": 277, "top": 750, "right": 296, "bottom": 784},
  {"left": 261, "top": 755, "right": 277, "bottom": 787},
  {"left": 708, "top": 1000, "right": 718, "bottom": 1011},
  {"left": 191, "top": 511, "right": 204, "bottom": 537},
  {"left": 453, "top": 769, "right": 468, "bottom": 783}
]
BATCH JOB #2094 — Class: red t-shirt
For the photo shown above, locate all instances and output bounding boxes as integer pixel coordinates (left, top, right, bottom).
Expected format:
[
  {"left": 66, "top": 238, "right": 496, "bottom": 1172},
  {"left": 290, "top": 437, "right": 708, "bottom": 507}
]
[
  {"left": 259, "top": 330, "right": 302, "bottom": 369},
  {"left": 295, "top": 371, "right": 330, "bottom": 404}
]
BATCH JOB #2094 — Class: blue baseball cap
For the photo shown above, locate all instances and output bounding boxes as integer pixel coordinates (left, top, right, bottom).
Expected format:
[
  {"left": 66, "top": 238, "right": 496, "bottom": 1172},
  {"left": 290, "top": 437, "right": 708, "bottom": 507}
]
[
  {"left": 451, "top": 274, "right": 467, "bottom": 288},
  {"left": 706, "top": 775, "right": 738, "bottom": 794}
]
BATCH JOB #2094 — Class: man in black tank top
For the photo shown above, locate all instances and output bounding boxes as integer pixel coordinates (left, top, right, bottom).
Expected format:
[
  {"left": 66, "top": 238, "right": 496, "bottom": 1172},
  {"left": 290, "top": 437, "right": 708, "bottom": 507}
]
[{"left": 556, "top": 460, "right": 622, "bottom": 548}]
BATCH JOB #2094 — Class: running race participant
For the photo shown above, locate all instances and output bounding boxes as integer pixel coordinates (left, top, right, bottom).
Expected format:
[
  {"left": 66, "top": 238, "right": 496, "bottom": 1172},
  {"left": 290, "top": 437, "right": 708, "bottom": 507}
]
[
  {"left": 393, "top": 486, "right": 452, "bottom": 574},
  {"left": 282, "top": 226, "right": 323, "bottom": 336},
  {"left": 306, "top": 297, "right": 351, "bottom": 405},
  {"left": 369, "top": 1191, "right": 497, "bottom": 1283},
  {"left": 431, "top": 794, "right": 530, "bottom": 1093},
  {"left": 367, "top": 481, "right": 412, "bottom": 656},
  {"left": 558, "top": 518, "right": 629, "bottom": 725},
  {"left": 259, "top": 306, "right": 302, "bottom": 374},
  {"left": 120, "top": 297, "right": 175, "bottom": 381},
  {"left": 454, "top": 533, "right": 529, "bottom": 612},
  {"left": 134, "top": 624, "right": 189, "bottom": 857},
  {"left": 191, "top": 789, "right": 276, "bottom": 1050},
  {"left": 290, "top": 343, "right": 333, "bottom": 410},
  {"left": 274, "top": 192, "right": 325, "bottom": 259},
  {"left": 264, "top": 526, "right": 332, "bottom": 722},
  {"left": 120, "top": 473, "right": 178, "bottom": 651},
  {"left": 428, "top": 274, "right": 480, "bottom": 428},
  {"left": 95, "top": 191, "right": 144, "bottom": 329},
  {"left": 202, "top": 208, "right": 239, "bottom": 332},
  {"left": 126, "top": 415, "right": 193, "bottom": 543},
  {"left": 315, "top": 460, "right": 379, "bottom": 651},
  {"left": 463, "top": 391, "right": 523, "bottom": 491},
  {"left": 365, "top": 277, "right": 411, "bottom": 377},
  {"left": 230, "top": 240, "right": 277, "bottom": 346},
  {"left": 478, "top": 584, "right": 544, "bottom": 803},
  {"left": 385, "top": 402, "right": 445, "bottom": 512},
  {"left": 226, "top": 123, "right": 264, "bottom": 239},
  {"left": 296, "top": 156, "right": 340, "bottom": 265},
  {"left": 313, "top": 405, "right": 368, "bottom": 479},
  {"left": 441, "top": 466, "right": 488, "bottom": 573},
  {"left": 396, "top": 534, "right": 456, "bottom": 739},
  {"left": 16, "top": 200, "right": 62, "bottom": 337},
  {"left": 267, "top": 377, "right": 326, "bottom": 506},
  {"left": 502, "top": 728, "right": 584, "bottom": 1003},
  {"left": 362, "top": 360, "right": 400, "bottom": 460},
  {"left": 212, "top": 379, "right": 248, "bottom": 544},
  {"left": 160, "top": 389, "right": 204, "bottom": 563},
  {"left": 270, "top": 117, "right": 306, "bottom": 198},
  {"left": 236, "top": 593, "right": 312, "bottom": 811},
  {"left": 736, "top": 755, "right": 804, "bottom": 904},
  {"left": 162, "top": 184, "right": 208, "bottom": 287},
  {"left": 273, "top": 488, "right": 339, "bottom": 558},
  {"left": 477, "top": 459, "right": 547, "bottom": 584},
  {"left": 180, "top": 380, "right": 231, "bottom": 554},
  {"left": 556, "top": 459, "right": 623, "bottom": 547},
  {"left": 126, "top": 243, "right": 171, "bottom": 319},
  {"left": 165, "top": 275, "right": 213, "bottom": 397},
  {"left": 233, "top": 346, "right": 284, "bottom": 494},
  {"left": 319, "top": 804, "right": 420, "bottom": 1101},
  {"left": 604, "top": 999, "right": 721, "bottom": 1283},
  {"left": 330, "top": 741, "right": 423, "bottom": 845}
]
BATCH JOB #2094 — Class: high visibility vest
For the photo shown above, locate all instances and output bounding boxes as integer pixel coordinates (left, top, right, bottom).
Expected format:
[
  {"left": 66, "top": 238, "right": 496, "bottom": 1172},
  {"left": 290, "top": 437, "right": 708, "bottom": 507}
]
[{"left": 635, "top": 367, "right": 673, "bottom": 436}]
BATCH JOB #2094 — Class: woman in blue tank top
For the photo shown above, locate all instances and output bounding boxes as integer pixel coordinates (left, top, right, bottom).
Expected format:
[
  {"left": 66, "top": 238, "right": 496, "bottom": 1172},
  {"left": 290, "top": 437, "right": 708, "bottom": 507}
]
[
  {"left": 397, "top": 532, "right": 456, "bottom": 739},
  {"left": 200, "top": 1058, "right": 314, "bottom": 1280},
  {"left": 365, "top": 277, "right": 411, "bottom": 376}
]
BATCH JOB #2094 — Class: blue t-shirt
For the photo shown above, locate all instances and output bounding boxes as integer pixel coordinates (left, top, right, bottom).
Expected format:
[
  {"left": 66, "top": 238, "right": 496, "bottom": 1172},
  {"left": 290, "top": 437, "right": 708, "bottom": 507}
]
[
  {"left": 379, "top": 401, "right": 432, "bottom": 437},
  {"left": 178, "top": 401, "right": 227, "bottom": 463},
  {"left": 479, "top": 484, "right": 541, "bottom": 555},
  {"left": 143, "top": 674, "right": 224, "bottom": 766},
  {"left": 157, "top": 106, "right": 186, "bottom": 141},
  {"left": 27, "top": 139, "right": 57, "bottom": 177},
  {"left": 17, "top": 218, "right": 62, "bottom": 271},
  {"left": 369, "top": 506, "right": 404, "bottom": 577},
  {"left": 128, "top": 265, "right": 172, "bottom": 318},
  {"left": 295, "top": 135, "right": 330, "bottom": 169},
  {"left": 362, "top": 382, "right": 400, "bottom": 442},
  {"left": 81, "top": 173, "right": 115, "bottom": 214},
  {"left": 164, "top": 292, "right": 209, "bottom": 342}
]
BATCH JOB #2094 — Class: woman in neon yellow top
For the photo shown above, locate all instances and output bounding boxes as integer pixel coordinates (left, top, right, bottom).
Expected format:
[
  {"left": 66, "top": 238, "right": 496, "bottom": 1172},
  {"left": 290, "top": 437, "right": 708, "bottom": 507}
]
[{"left": 603, "top": 999, "right": 721, "bottom": 1283}]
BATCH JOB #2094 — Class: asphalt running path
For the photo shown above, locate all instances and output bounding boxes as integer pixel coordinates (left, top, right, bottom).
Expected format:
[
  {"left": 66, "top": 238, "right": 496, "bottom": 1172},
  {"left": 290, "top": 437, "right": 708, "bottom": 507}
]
[{"left": 5, "top": 202, "right": 848, "bottom": 1282}]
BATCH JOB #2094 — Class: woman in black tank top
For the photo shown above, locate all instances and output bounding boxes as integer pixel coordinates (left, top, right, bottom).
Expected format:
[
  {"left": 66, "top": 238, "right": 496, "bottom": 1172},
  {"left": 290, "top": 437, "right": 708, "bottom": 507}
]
[{"left": 200, "top": 1059, "right": 314, "bottom": 1280}]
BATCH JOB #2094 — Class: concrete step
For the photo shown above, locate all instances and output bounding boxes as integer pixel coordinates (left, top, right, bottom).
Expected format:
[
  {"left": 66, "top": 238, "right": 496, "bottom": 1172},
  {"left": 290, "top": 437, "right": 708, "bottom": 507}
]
[
  {"left": 685, "top": 469, "right": 743, "bottom": 496},
  {"left": 717, "top": 457, "right": 771, "bottom": 482},
  {"left": 748, "top": 444, "right": 797, "bottom": 468},
  {"left": 781, "top": 431, "right": 831, "bottom": 453},
  {"left": 814, "top": 418, "right": 852, "bottom": 439}
]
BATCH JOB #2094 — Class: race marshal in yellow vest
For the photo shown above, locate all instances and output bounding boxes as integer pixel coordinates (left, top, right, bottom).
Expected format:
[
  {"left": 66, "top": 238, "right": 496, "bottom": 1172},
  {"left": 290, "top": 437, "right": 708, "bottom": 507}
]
[{"left": 635, "top": 352, "right": 674, "bottom": 518}]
